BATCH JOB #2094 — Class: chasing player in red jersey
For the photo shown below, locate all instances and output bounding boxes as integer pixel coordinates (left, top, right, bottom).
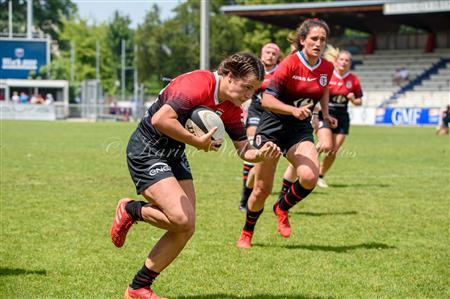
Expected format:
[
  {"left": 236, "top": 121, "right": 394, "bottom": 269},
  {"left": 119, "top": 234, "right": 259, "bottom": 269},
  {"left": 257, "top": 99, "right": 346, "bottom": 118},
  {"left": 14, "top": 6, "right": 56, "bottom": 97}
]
[
  {"left": 240, "top": 42, "right": 283, "bottom": 211},
  {"left": 236, "top": 19, "right": 337, "bottom": 248},
  {"left": 316, "top": 46, "right": 363, "bottom": 187}
]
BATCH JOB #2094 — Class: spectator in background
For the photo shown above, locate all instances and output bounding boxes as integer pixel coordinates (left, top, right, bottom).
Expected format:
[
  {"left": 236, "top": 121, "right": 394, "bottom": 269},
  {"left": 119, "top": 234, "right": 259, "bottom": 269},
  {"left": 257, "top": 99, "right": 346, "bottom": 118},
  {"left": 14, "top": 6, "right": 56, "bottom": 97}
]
[
  {"left": 399, "top": 66, "right": 409, "bottom": 82},
  {"left": 45, "top": 93, "right": 54, "bottom": 104},
  {"left": 19, "top": 92, "right": 29, "bottom": 104},
  {"left": 11, "top": 91, "right": 20, "bottom": 103},
  {"left": 393, "top": 66, "right": 409, "bottom": 86},
  {"left": 436, "top": 105, "right": 450, "bottom": 135},
  {"left": 30, "top": 94, "right": 45, "bottom": 104}
]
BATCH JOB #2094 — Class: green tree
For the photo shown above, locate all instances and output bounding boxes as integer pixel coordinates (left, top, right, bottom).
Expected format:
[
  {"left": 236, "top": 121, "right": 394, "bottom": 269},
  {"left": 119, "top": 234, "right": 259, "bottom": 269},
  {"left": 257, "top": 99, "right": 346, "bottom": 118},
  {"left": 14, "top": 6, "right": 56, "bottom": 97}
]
[
  {"left": 135, "top": 5, "right": 166, "bottom": 83},
  {"left": 106, "top": 11, "right": 134, "bottom": 95},
  {"left": 0, "top": 0, "right": 77, "bottom": 40},
  {"left": 41, "top": 16, "right": 116, "bottom": 96}
]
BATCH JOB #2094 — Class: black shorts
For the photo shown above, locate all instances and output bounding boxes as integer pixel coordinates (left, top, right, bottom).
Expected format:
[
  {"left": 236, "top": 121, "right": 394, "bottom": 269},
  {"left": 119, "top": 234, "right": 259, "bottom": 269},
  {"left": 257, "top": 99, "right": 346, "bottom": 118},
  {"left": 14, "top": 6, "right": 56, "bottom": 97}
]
[
  {"left": 253, "top": 110, "right": 314, "bottom": 155},
  {"left": 443, "top": 114, "right": 450, "bottom": 128},
  {"left": 245, "top": 94, "right": 265, "bottom": 127},
  {"left": 126, "top": 129, "right": 193, "bottom": 194},
  {"left": 319, "top": 111, "right": 350, "bottom": 135}
]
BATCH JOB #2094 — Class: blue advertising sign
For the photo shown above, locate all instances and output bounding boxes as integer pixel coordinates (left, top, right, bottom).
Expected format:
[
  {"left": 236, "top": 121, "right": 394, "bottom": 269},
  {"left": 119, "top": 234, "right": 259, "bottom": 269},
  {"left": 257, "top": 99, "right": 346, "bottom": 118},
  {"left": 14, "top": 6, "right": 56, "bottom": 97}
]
[
  {"left": 375, "top": 108, "right": 441, "bottom": 125},
  {"left": 0, "top": 38, "right": 49, "bottom": 79}
]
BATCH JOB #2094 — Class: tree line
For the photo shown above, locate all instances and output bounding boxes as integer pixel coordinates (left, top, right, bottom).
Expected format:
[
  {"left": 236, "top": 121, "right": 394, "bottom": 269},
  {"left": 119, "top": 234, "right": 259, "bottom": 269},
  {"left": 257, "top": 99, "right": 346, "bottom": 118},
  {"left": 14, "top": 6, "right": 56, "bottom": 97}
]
[{"left": 0, "top": 0, "right": 312, "bottom": 99}]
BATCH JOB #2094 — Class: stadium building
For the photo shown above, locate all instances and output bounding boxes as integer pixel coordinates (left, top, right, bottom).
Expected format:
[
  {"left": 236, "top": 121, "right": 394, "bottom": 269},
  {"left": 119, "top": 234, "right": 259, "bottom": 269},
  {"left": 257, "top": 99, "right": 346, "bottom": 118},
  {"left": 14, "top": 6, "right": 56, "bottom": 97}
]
[{"left": 221, "top": 0, "right": 450, "bottom": 126}]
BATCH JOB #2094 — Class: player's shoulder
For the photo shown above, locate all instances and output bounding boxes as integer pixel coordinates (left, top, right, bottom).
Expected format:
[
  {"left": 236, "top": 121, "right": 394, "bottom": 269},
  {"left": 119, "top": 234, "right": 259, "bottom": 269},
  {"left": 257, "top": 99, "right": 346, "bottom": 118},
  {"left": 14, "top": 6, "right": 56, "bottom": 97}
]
[
  {"left": 176, "top": 70, "right": 214, "bottom": 84},
  {"left": 171, "top": 70, "right": 215, "bottom": 96},
  {"left": 320, "top": 58, "right": 334, "bottom": 72}
]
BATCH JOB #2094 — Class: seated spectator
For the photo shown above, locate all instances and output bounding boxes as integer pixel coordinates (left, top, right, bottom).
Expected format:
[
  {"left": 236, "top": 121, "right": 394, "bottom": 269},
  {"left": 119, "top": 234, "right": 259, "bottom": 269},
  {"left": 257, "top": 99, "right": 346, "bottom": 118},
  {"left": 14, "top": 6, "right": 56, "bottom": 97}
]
[
  {"left": 11, "top": 91, "right": 20, "bottom": 103},
  {"left": 393, "top": 66, "right": 409, "bottom": 86},
  {"left": 436, "top": 105, "right": 450, "bottom": 135},
  {"left": 19, "top": 92, "right": 29, "bottom": 103},
  {"left": 399, "top": 66, "right": 409, "bottom": 82},
  {"left": 45, "top": 93, "right": 54, "bottom": 105},
  {"left": 30, "top": 94, "right": 44, "bottom": 104}
]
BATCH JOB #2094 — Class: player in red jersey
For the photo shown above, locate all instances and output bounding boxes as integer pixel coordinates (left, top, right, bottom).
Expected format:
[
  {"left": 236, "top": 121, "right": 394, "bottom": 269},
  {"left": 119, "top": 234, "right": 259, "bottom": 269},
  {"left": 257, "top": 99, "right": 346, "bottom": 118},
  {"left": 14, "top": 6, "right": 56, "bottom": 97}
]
[
  {"left": 110, "top": 53, "right": 281, "bottom": 299},
  {"left": 236, "top": 19, "right": 337, "bottom": 248},
  {"left": 240, "top": 42, "right": 283, "bottom": 211},
  {"left": 315, "top": 46, "right": 363, "bottom": 187}
]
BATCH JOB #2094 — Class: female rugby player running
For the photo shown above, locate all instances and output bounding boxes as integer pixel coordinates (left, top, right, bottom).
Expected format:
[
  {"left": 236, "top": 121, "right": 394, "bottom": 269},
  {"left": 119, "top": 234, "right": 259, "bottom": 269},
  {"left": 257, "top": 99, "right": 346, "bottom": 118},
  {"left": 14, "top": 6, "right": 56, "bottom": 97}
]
[
  {"left": 316, "top": 46, "right": 363, "bottom": 187},
  {"left": 236, "top": 19, "right": 337, "bottom": 248},
  {"left": 110, "top": 53, "right": 281, "bottom": 298}
]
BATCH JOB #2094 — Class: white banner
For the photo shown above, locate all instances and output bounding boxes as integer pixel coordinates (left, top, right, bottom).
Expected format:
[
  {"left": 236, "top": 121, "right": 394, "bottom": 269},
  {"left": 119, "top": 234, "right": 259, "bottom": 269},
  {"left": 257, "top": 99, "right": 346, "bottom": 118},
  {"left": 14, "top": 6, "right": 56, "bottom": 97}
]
[
  {"left": 348, "top": 107, "right": 376, "bottom": 125},
  {"left": 384, "top": 0, "right": 450, "bottom": 15},
  {"left": 0, "top": 103, "right": 56, "bottom": 120}
]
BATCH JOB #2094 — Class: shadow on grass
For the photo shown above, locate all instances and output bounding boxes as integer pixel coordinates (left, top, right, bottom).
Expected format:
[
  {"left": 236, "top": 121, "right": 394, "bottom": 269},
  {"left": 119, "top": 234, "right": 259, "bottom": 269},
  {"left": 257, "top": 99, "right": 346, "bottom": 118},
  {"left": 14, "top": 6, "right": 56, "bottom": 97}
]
[
  {"left": 330, "top": 183, "right": 390, "bottom": 188},
  {"left": 253, "top": 242, "right": 395, "bottom": 253},
  {"left": 0, "top": 267, "right": 47, "bottom": 276},
  {"left": 291, "top": 211, "right": 358, "bottom": 216},
  {"left": 174, "top": 294, "right": 332, "bottom": 299}
]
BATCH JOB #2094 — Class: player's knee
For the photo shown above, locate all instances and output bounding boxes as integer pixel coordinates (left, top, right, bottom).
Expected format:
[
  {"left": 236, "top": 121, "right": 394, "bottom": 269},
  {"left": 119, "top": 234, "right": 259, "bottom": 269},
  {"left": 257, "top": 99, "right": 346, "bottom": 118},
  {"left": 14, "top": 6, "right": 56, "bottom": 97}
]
[
  {"left": 252, "top": 183, "right": 272, "bottom": 201},
  {"left": 319, "top": 142, "right": 333, "bottom": 154},
  {"left": 299, "top": 172, "right": 318, "bottom": 189},
  {"left": 172, "top": 214, "right": 195, "bottom": 234}
]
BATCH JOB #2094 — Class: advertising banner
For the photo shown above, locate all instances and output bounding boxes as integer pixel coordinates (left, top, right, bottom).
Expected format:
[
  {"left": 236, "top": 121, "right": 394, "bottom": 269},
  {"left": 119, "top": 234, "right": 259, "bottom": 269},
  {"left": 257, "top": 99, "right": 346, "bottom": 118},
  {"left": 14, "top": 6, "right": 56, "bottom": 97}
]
[
  {"left": 0, "top": 39, "right": 49, "bottom": 79},
  {"left": 375, "top": 107, "right": 441, "bottom": 125}
]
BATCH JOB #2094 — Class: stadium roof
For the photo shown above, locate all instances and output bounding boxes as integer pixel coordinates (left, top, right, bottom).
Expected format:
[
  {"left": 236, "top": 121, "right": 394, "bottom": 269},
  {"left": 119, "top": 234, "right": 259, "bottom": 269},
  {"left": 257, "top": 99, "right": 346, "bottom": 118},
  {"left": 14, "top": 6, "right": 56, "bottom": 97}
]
[{"left": 221, "top": 0, "right": 450, "bottom": 34}]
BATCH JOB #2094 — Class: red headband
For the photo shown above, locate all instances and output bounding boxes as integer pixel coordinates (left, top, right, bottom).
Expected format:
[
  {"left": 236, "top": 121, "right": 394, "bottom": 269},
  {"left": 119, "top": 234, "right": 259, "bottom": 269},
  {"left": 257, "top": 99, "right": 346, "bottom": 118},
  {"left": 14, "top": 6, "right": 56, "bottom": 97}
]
[{"left": 262, "top": 43, "right": 281, "bottom": 54}]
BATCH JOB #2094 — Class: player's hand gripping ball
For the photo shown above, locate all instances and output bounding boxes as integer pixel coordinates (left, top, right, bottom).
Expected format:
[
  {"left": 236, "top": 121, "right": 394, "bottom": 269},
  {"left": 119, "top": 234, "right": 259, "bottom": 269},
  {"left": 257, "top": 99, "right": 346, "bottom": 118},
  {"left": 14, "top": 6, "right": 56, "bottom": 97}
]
[{"left": 185, "top": 106, "right": 225, "bottom": 143}]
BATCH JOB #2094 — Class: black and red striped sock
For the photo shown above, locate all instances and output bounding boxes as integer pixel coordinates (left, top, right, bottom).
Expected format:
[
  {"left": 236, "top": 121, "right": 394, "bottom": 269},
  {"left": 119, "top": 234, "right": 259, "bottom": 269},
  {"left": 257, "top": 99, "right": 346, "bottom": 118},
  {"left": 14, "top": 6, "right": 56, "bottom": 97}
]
[
  {"left": 278, "top": 178, "right": 294, "bottom": 202},
  {"left": 278, "top": 180, "right": 314, "bottom": 211},
  {"left": 243, "top": 208, "right": 264, "bottom": 232},
  {"left": 130, "top": 264, "right": 159, "bottom": 290}
]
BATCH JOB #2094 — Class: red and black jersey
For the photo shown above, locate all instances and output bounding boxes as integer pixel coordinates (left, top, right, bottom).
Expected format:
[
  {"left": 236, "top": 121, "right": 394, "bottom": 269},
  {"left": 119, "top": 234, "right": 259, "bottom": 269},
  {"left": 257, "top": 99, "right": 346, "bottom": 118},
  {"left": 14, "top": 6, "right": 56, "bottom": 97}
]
[
  {"left": 139, "top": 70, "right": 246, "bottom": 149},
  {"left": 328, "top": 70, "right": 363, "bottom": 112},
  {"left": 265, "top": 51, "right": 334, "bottom": 119}
]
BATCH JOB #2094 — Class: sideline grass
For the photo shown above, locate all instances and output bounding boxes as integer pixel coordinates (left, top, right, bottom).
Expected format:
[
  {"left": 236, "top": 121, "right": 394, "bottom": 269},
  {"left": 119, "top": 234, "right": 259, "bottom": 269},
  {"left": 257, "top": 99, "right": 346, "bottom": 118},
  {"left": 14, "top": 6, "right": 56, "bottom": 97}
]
[{"left": 1, "top": 121, "right": 448, "bottom": 298}]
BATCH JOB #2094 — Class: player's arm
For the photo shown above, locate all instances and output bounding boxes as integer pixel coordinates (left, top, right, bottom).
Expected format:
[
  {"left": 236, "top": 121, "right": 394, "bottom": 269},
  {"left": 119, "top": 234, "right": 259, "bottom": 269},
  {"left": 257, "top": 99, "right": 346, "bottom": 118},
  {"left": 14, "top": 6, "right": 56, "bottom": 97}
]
[
  {"left": 348, "top": 78, "right": 363, "bottom": 106},
  {"left": 233, "top": 140, "right": 281, "bottom": 162},
  {"left": 319, "top": 88, "right": 337, "bottom": 128},
  {"left": 262, "top": 92, "right": 312, "bottom": 120},
  {"left": 348, "top": 93, "right": 362, "bottom": 106},
  {"left": 151, "top": 104, "right": 221, "bottom": 152}
]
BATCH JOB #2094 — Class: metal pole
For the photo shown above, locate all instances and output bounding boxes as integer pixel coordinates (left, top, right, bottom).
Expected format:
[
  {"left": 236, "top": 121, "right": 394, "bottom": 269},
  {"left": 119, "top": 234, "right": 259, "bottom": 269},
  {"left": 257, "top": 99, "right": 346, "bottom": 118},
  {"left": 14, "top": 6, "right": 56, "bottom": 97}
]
[
  {"left": 133, "top": 45, "right": 138, "bottom": 102},
  {"left": 121, "top": 39, "right": 126, "bottom": 102},
  {"left": 27, "top": 0, "right": 32, "bottom": 39},
  {"left": 8, "top": 1, "right": 12, "bottom": 38},
  {"left": 200, "top": 0, "right": 209, "bottom": 70},
  {"left": 96, "top": 40, "right": 100, "bottom": 80},
  {"left": 70, "top": 41, "right": 75, "bottom": 82}
]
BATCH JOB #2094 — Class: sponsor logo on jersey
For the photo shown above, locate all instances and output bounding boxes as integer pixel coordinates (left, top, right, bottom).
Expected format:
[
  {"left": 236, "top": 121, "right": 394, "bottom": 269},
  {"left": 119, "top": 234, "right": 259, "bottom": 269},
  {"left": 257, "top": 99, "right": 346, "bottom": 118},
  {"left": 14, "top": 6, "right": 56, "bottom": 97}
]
[
  {"left": 148, "top": 162, "right": 171, "bottom": 176},
  {"left": 292, "top": 75, "right": 317, "bottom": 82},
  {"left": 255, "top": 135, "right": 262, "bottom": 147},
  {"left": 346, "top": 81, "right": 353, "bottom": 89},
  {"left": 319, "top": 74, "right": 328, "bottom": 87},
  {"left": 293, "top": 98, "right": 314, "bottom": 108}
]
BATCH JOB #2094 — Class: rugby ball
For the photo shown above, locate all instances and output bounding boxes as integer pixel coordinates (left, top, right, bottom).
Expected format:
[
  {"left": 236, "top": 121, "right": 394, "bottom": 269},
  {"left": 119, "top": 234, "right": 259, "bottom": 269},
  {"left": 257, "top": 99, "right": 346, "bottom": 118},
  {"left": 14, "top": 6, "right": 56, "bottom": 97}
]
[{"left": 185, "top": 106, "right": 225, "bottom": 141}]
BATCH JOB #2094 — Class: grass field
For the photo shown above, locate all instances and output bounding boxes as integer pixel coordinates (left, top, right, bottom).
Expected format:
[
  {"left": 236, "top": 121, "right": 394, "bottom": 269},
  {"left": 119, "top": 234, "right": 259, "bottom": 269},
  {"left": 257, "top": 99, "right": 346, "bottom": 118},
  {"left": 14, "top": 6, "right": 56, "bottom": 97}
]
[{"left": 1, "top": 121, "right": 448, "bottom": 299}]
